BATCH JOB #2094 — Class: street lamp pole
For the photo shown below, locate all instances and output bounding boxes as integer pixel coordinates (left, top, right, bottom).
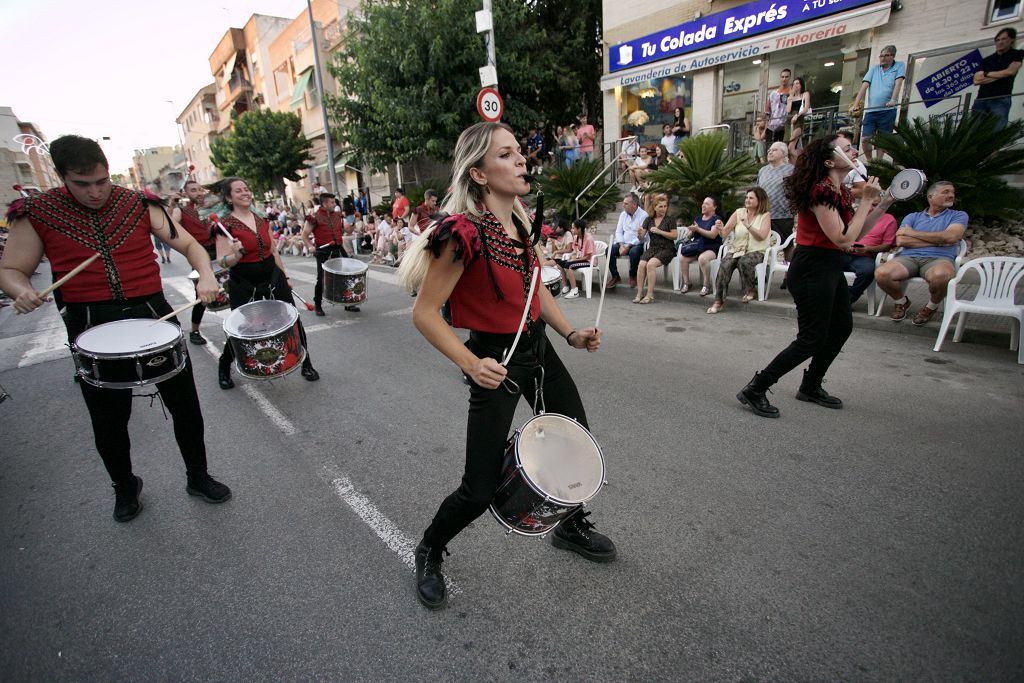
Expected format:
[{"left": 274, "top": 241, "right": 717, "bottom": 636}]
[{"left": 307, "top": 0, "right": 340, "bottom": 195}]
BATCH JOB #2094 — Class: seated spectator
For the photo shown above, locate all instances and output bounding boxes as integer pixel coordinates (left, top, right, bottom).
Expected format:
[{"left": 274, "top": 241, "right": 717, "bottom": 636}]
[
  {"left": 707, "top": 187, "right": 772, "bottom": 313},
  {"left": 555, "top": 219, "right": 596, "bottom": 299},
  {"left": 627, "top": 147, "right": 654, "bottom": 191},
  {"left": 873, "top": 181, "right": 967, "bottom": 325},
  {"left": 542, "top": 224, "right": 571, "bottom": 265},
  {"left": 619, "top": 134, "right": 640, "bottom": 175},
  {"left": 607, "top": 191, "right": 649, "bottom": 288},
  {"left": 372, "top": 213, "right": 394, "bottom": 264},
  {"left": 634, "top": 194, "right": 677, "bottom": 304},
  {"left": 842, "top": 212, "right": 897, "bottom": 303},
  {"left": 678, "top": 196, "right": 724, "bottom": 295}
]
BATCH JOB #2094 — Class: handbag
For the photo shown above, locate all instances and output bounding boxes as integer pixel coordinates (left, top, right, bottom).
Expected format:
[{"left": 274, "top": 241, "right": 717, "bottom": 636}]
[{"left": 680, "top": 236, "right": 704, "bottom": 257}]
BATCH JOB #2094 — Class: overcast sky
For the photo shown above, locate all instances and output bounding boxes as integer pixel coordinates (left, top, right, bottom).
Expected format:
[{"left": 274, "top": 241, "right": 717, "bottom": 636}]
[{"left": 1, "top": 0, "right": 308, "bottom": 174}]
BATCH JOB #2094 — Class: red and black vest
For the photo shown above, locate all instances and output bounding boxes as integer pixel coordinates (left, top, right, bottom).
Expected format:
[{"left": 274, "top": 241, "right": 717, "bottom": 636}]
[
  {"left": 11, "top": 186, "right": 163, "bottom": 303},
  {"left": 179, "top": 202, "right": 213, "bottom": 247},
  {"left": 222, "top": 214, "right": 273, "bottom": 264},
  {"left": 305, "top": 208, "right": 345, "bottom": 247}
]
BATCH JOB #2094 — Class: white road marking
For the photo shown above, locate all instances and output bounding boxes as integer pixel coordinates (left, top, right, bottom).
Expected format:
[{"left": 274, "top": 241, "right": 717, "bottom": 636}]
[
  {"left": 165, "top": 275, "right": 444, "bottom": 586},
  {"left": 325, "top": 467, "right": 460, "bottom": 596}
]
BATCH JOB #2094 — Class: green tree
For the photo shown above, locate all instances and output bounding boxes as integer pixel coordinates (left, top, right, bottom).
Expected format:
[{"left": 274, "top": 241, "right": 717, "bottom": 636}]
[
  {"left": 644, "top": 134, "right": 759, "bottom": 218},
  {"left": 867, "top": 114, "right": 1024, "bottom": 221},
  {"left": 326, "top": 0, "right": 603, "bottom": 170},
  {"left": 209, "top": 109, "right": 313, "bottom": 197}
]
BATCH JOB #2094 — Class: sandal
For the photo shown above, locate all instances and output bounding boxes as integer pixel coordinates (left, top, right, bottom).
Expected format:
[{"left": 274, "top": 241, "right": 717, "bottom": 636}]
[
  {"left": 741, "top": 292, "right": 756, "bottom": 303},
  {"left": 706, "top": 302, "right": 723, "bottom": 314},
  {"left": 632, "top": 294, "right": 643, "bottom": 303},
  {"left": 699, "top": 286, "right": 710, "bottom": 297},
  {"left": 680, "top": 283, "right": 691, "bottom": 294},
  {"left": 639, "top": 295, "right": 654, "bottom": 304}
]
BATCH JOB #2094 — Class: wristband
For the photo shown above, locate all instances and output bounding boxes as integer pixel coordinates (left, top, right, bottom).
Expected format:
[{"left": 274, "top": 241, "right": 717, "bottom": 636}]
[{"left": 565, "top": 329, "right": 575, "bottom": 345}]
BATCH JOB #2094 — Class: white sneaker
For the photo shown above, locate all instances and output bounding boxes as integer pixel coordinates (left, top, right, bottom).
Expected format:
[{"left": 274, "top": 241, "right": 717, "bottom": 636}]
[
  {"left": 564, "top": 288, "right": 579, "bottom": 299},
  {"left": 560, "top": 285, "right": 570, "bottom": 294}
]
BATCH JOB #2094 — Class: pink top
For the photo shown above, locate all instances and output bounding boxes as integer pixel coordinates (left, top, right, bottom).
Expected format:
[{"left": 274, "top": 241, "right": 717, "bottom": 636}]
[
  {"left": 569, "top": 232, "right": 596, "bottom": 261},
  {"left": 858, "top": 213, "right": 897, "bottom": 250},
  {"left": 577, "top": 124, "right": 596, "bottom": 153}
]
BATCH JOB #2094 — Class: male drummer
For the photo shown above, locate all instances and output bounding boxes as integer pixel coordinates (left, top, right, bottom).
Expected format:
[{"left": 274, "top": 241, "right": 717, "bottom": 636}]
[
  {"left": 302, "top": 192, "right": 359, "bottom": 314},
  {"left": 0, "top": 135, "right": 233, "bottom": 523},
  {"left": 172, "top": 179, "right": 216, "bottom": 344}
]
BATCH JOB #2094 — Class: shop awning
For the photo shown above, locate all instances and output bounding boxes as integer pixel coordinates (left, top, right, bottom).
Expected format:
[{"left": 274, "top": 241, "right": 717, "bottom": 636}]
[
  {"left": 313, "top": 153, "right": 353, "bottom": 172},
  {"left": 290, "top": 68, "right": 313, "bottom": 109},
  {"left": 600, "top": 0, "right": 891, "bottom": 90}
]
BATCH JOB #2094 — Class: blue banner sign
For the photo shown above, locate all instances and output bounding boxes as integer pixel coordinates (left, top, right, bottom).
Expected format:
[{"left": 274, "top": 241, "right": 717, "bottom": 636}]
[
  {"left": 610, "top": 0, "right": 880, "bottom": 73},
  {"left": 915, "top": 49, "right": 983, "bottom": 108}
]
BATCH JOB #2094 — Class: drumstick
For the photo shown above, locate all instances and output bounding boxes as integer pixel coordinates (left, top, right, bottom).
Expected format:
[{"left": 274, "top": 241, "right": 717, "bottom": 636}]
[
  {"left": 291, "top": 290, "right": 315, "bottom": 311},
  {"left": 594, "top": 232, "right": 614, "bottom": 330},
  {"left": 152, "top": 298, "right": 203, "bottom": 323},
  {"left": 501, "top": 266, "right": 540, "bottom": 367},
  {"left": 18, "top": 253, "right": 102, "bottom": 313},
  {"left": 832, "top": 147, "right": 867, "bottom": 181}
]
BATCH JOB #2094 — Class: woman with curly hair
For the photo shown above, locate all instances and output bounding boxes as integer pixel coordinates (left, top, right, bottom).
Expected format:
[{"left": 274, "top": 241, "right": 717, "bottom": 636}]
[{"left": 737, "top": 135, "right": 894, "bottom": 418}]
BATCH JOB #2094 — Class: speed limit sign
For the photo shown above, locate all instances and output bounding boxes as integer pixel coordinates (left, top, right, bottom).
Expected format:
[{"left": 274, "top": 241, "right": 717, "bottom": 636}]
[{"left": 476, "top": 87, "right": 503, "bottom": 123}]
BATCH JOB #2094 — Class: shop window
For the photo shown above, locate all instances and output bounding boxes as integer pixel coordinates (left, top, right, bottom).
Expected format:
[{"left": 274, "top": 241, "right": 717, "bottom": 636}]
[
  {"left": 988, "top": 0, "right": 1021, "bottom": 23},
  {"left": 619, "top": 77, "right": 691, "bottom": 145}
]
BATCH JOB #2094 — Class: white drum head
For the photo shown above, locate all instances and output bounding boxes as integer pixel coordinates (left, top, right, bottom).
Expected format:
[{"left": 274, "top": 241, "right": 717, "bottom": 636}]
[
  {"left": 76, "top": 319, "right": 181, "bottom": 355},
  {"left": 889, "top": 169, "right": 927, "bottom": 201},
  {"left": 516, "top": 413, "right": 604, "bottom": 504},
  {"left": 542, "top": 266, "right": 561, "bottom": 286},
  {"left": 323, "top": 257, "right": 367, "bottom": 276},
  {"left": 224, "top": 300, "right": 298, "bottom": 339},
  {"left": 187, "top": 270, "right": 200, "bottom": 283}
]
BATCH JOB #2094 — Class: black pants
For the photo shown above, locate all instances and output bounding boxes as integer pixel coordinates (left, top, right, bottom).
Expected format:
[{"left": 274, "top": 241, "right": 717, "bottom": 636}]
[
  {"left": 422, "top": 327, "right": 588, "bottom": 549},
  {"left": 219, "top": 259, "right": 313, "bottom": 369},
  {"left": 757, "top": 245, "right": 853, "bottom": 387},
  {"left": 65, "top": 293, "right": 208, "bottom": 487},
  {"left": 313, "top": 244, "right": 349, "bottom": 308}
]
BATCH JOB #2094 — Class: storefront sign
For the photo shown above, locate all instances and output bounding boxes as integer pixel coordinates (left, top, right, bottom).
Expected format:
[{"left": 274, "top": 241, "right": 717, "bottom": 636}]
[
  {"left": 914, "top": 49, "right": 982, "bottom": 108},
  {"left": 601, "top": 1, "right": 890, "bottom": 90},
  {"left": 610, "top": 0, "right": 878, "bottom": 73}
]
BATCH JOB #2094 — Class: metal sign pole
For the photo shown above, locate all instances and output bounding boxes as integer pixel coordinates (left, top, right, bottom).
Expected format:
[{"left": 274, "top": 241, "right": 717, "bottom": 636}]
[{"left": 308, "top": 0, "right": 340, "bottom": 195}]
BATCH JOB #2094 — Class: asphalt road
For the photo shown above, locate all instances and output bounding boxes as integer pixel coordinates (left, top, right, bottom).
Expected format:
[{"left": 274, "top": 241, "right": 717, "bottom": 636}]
[{"left": 1, "top": 254, "right": 1022, "bottom": 681}]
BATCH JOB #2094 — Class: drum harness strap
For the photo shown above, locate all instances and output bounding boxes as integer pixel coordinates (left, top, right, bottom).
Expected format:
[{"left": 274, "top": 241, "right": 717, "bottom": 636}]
[
  {"left": 500, "top": 320, "right": 547, "bottom": 417},
  {"left": 228, "top": 266, "right": 286, "bottom": 305}
]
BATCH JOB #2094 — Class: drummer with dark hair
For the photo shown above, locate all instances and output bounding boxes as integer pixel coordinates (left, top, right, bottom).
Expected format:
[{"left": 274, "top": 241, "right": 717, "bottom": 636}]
[
  {"left": 172, "top": 179, "right": 217, "bottom": 345},
  {"left": 213, "top": 177, "right": 320, "bottom": 389},
  {"left": 397, "top": 122, "right": 617, "bottom": 611},
  {"left": 302, "top": 192, "right": 359, "bottom": 315},
  {"left": 0, "top": 134, "right": 232, "bottom": 522}
]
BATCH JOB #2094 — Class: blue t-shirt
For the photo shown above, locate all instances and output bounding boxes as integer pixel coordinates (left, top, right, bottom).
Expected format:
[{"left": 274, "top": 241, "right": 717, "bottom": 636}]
[
  {"left": 863, "top": 61, "right": 906, "bottom": 109},
  {"left": 900, "top": 208, "right": 968, "bottom": 260}
]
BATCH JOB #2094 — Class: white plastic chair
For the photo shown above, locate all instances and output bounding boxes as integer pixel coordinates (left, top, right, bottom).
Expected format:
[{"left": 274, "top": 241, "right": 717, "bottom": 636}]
[
  {"left": 753, "top": 231, "right": 781, "bottom": 301},
  {"left": 760, "top": 231, "right": 796, "bottom": 300},
  {"left": 933, "top": 257, "right": 1024, "bottom": 364},
  {"left": 874, "top": 239, "right": 968, "bottom": 316},
  {"left": 580, "top": 240, "right": 608, "bottom": 299}
]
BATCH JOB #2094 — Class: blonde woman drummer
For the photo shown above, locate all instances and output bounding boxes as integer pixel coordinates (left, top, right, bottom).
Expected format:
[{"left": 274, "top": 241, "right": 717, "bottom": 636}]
[{"left": 397, "top": 122, "right": 617, "bottom": 610}]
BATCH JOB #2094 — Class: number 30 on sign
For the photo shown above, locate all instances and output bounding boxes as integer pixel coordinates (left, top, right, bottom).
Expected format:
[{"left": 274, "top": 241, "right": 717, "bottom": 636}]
[{"left": 476, "top": 87, "right": 503, "bottom": 123}]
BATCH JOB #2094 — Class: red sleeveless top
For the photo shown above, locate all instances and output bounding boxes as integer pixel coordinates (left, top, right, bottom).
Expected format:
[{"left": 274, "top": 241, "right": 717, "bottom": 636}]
[
  {"left": 222, "top": 214, "right": 272, "bottom": 263},
  {"left": 305, "top": 208, "right": 345, "bottom": 247},
  {"left": 12, "top": 186, "right": 163, "bottom": 303},
  {"left": 427, "top": 213, "right": 541, "bottom": 334},
  {"left": 179, "top": 203, "right": 213, "bottom": 247},
  {"left": 795, "top": 179, "right": 854, "bottom": 252}
]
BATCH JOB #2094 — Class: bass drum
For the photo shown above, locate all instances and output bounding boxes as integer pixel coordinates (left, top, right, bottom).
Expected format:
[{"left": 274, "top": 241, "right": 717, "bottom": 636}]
[{"left": 490, "top": 413, "right": 606, "bottom": 536}]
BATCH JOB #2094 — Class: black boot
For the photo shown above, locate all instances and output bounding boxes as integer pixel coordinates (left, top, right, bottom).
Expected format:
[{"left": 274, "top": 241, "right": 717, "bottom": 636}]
[
  {"left": 414, "top": 543, "right": 448, "bottom": 610},
  {"left": 113, "top": 475, "right": 143, "bottom": 523},
  {"left": 737, "top": 372, "right": 779, "bottom": 418},
  {"left": 796, "top": 370, "right": 843, "bottom": 409},
  {"left": 218, "top": 357, "right": 235, "bottom": 390},
  {"left": 314, "top": 305, "right": 326, "bottom": 317},
  {"left": 186, "top": 471, "right": 233, "bottom": 503},
  {"left": 551, "top": 510, "right": 617, "bottom": 562},
  {"left": 301, "top": 361, "right": 320, "bottom": 382}
]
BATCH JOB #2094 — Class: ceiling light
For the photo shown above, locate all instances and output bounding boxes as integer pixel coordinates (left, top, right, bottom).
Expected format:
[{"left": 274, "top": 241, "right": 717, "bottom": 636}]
[
  {"left": 824, "top": 61, "right": 836, "bottom": 67},
  {"left": 752, "top": 59, "right": 762, "bottom": 65}
]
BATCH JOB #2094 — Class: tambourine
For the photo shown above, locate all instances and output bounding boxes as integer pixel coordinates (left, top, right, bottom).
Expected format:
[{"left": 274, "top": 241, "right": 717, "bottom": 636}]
[{"left": 885, "top": 168, "right": 928, "bottom": 201}]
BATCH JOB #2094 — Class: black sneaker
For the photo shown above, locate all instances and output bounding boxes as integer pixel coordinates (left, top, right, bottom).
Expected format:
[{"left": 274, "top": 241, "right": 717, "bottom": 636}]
[
  {"left": 301, "top": 365, "right": 320, "bottom": 381},
  {"left": 189, "top": 331, "right": 207, "bottom": 345},
  {"left": 315, "top": 307, "right": 326, "bottom": 317},
  {"left": 113, "top": 475, "right": 143, "bottom": 522},
  {"left": 551, "top": 510, "right": 617, "bottom": 562},
  {"left": 414, "top": 543, "right": 448, "bottom": 610},
  {"left": 218, "top": 363, "right": 235, "bottom": 390},
  {"left": 186, "top": 472, "right": 232, "bottom": 503}
]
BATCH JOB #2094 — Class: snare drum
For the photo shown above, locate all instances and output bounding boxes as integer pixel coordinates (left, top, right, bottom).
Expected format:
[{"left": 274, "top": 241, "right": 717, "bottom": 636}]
[
  {"left": 223, "top": 300, "right": 305, "bottom": 379},
  {"left": 187, "top": 261, "right": 230, "bottom": 311},
  {"left": 490, "top": 413, "right": 606, "bottom": 536},
  {"left": 887, "top": 169, "right": 927, "bottom": 201},
  {"left": 73, "top": 319, "right": 187, "bottom": 389},
  {"left": 542, "top": 265, "right": 562, "bottom": 296},
  {"left": 322, "top": 257, "right": 368, "bottom": 305}
]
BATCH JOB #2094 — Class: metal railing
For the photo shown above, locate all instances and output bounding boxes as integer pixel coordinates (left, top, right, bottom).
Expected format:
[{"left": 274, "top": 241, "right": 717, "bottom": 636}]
[{"left": 575, "top": 136, "right": 635, "bottom": 222}]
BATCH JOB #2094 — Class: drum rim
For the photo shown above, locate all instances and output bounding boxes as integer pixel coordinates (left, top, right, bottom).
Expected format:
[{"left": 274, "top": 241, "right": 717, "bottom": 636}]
[
  {"left": 223, "top": 300, "right": 299, "bottom": 339},
  {"left": 76, "top": 353, "right": 187, "bottom": 388},
  {"left": 322, "top": 257, "right": 368, "bottom": 276},
  {"left": 512, "top": 412, "right": 606, "bottom": 505},
  {"left": 889, "top": 168, "right": 927, "bottom": 200},
  {"left": 74, "top": 320, "right": 184, "bottom": 358}
]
